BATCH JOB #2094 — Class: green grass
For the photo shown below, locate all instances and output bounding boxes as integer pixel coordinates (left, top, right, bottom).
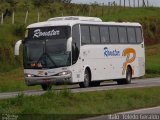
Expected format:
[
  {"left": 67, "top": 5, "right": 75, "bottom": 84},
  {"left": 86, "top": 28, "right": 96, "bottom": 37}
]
[
  {"left": 103, "top": 7, "right": 160, "bottom": 21},
  {"left": 0, "top": 68, "right": 41, "bottom": 92},
  {"left": 145, "top": 44, "right": 160, "bottom": 76},
  {"left": 0, "top": 87, "right": 160, "bottom": 120}
]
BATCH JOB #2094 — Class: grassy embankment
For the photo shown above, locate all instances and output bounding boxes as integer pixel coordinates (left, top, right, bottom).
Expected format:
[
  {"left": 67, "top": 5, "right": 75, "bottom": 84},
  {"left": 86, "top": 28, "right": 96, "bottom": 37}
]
[
  {"left": 145, "top": 44, "right": 160, "bottom": 77},
  {"left": 0, "top": 87, "right": 160, "bottom": 120},
  {"left": 0, "top": 2, "right": 160, "bottom": 92}
]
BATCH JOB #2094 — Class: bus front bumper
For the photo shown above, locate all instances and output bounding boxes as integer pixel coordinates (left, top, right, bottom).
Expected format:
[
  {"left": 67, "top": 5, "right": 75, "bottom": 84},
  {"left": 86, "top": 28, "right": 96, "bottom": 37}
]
[{"left": 25, "top": 74, "right": 72, "bottom": 86}]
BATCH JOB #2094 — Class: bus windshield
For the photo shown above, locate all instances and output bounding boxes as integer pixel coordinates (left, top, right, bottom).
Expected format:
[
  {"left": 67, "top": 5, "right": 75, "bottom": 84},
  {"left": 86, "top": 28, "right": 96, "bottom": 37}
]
[{"left": 23, "top": 26, "right": 71, "bottom": 69}]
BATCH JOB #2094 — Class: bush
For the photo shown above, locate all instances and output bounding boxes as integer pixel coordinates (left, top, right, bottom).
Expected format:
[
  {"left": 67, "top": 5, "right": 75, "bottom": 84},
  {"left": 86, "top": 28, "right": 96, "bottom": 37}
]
[
  {"left": 60, "top": 88, "right": 72, "bottom": 98},
  {"left": 149, "top": 22, "right": 157, "bottom": 33},
  {"left": 9, "top": 93, "right": 24, "bottom": 106},
  {"left": 12, "top": 24, "right": 26, "bottom": 37}
]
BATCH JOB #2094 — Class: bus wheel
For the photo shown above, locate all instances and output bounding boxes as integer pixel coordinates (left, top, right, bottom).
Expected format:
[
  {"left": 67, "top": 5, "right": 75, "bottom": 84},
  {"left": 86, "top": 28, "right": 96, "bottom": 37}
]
[
  {"left": 41, "top": 84, "right": 52, "bottom": 91},
  {"left": 125, "top": 66, "right": 132, "bottom": 84},
  {"left": 117, "top": 67, "right": 132, "bottom": 85},
  {"left": 79, "top": 69, "right": 90, "bottom": 88}
]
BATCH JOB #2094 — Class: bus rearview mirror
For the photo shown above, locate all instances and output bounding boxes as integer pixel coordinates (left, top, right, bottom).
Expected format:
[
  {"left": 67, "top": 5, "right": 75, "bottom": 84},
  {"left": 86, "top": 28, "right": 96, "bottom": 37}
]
[{"left": 14, "top": 40, "right": 22, "bottom": 56}]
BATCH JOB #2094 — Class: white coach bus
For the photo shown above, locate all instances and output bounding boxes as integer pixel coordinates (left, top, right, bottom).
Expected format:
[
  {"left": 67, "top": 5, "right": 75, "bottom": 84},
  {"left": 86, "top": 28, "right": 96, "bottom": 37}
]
[{"left": 14, "top": 16, "right": 145, "bottom": 90}]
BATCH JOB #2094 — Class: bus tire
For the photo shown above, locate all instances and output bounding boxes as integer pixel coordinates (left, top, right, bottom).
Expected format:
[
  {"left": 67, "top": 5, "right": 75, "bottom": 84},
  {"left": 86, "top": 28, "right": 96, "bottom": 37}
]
[
  {"left": 117, "top": 66, "right": 132, "bottom": 85},
  {"left": 79, "top": 69, "right": 90, "bottom": 88},
  {"left": 125, "top": 66, "right": 132, "bottom": 84},
  {"left": 41, "top": 84, "right": 52, "bottom": 91}
]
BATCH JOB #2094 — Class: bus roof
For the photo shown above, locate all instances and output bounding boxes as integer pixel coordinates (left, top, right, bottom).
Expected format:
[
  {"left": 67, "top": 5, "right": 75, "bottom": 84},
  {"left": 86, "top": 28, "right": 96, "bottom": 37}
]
[{"left": 27, "top": 16, "right": 142, "bottom": 28}]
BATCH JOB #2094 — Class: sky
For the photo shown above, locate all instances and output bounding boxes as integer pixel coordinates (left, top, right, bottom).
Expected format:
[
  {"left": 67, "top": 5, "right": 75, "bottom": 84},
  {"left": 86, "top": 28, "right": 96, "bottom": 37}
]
[{"left": 72, "top": 0, "right": 160, "bottom": 7}]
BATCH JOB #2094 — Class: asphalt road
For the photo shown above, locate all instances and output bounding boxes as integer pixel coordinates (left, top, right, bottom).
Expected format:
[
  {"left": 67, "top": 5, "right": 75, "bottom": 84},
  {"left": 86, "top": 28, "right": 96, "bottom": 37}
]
[
  {"left": 81, "top": 106, "right": 160, "bottom": 120},
  {"left": 0, "top": 77, "right": 160, "bottom": 99}
]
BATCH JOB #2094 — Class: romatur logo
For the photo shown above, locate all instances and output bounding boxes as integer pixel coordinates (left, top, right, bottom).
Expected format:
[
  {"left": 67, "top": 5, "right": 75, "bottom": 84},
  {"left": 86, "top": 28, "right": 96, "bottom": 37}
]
[
  {"left": 33, "top": 29, "right": 60, "bottom": 38},
  {"left": 104, "top": 47, "right": 120, "bottom": 57}
]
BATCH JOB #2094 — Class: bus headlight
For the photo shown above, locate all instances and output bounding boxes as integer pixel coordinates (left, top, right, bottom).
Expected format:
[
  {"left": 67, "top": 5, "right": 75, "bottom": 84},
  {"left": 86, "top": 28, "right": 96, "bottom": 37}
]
[
  {"left": 58, "top": 71, "right": 71, "bottom": 76},
  {"left": 25, "top": 73, "right": 34, "bottom": 77}
]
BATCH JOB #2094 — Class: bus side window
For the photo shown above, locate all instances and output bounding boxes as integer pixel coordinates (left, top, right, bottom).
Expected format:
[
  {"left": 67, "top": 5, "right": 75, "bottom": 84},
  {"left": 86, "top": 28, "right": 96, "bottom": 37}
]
[
  {"left": 118, "top": 27, "right": 128, "bottom": 43},
  {"left": 72, "top": 24, "right": 80, "bottom": 64},
  {"left": 90, "top": 26, "right": 100, "bottom": 44},
  {"left": 136, "top": 27, "right": 143, "bottom": 43},
  {"left": 81, "top": 25, "right": 91, "bottom": 45},
  {"left": 109, "top": 26, "right": 119, "bottom": 43},
  {"left": 127, "top": 27, "right": 136, "bottom": 44},
  {"left": 100, "top": 26, "right": 109, "bottom": 43}
]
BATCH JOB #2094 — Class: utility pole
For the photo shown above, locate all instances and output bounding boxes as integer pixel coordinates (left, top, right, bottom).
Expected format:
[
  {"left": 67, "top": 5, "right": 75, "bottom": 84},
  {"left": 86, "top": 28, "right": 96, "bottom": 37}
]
[
  {"left": 12, "top": 12, "right": 15, "bottom": 24},
  {"left": 119, "top": 0, "right": 121, "bottom": 6},
  {"left": 102, "top": 3, "right": 104, "bottom": 17},
  {"left": 89, "top": 5, "right": 91, "bottom": 16},
  {"left": 1, "top": 13, "right": 3, "bottom": 25},
  {"left": 128, "top": 0, "right": 131, "bottom": 7},
  {"left": 108, "top": 2, "right": 110, "bottom": 16},
  {"left": 133, "top": 0, "right": 135, "bottom": 8},
  {"left": 147, "top": 0, "right": 149, "bottom": 7},
  {"left": 25, "top": 11, "right": 28, "bottom": 24},
  {"left": 37, "top": 12, "right": 40, "bottom": 22},
  {"left": 113, "top": 1, "right": 116, "bottom": 13}
]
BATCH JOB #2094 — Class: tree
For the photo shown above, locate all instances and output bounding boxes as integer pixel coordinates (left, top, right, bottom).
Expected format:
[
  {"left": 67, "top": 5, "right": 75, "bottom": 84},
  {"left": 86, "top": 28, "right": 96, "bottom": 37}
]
[
  {"left": 31, "top": 0, "right": 72, "bottom": 7},
  {"left": 62, "top": 0, "right": 71, "bottom": 3},
  {"left": 32, "top": 0, "right": 43, "bottom": 8},
  {"left": 5, "top": 0, "right": 18, "bottom": 11}
]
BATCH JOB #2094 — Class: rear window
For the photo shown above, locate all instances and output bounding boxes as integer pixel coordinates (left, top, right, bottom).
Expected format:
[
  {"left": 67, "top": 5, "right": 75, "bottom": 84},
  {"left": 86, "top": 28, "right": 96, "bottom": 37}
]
[
  {"left": 136, "top": 27, "right": 143, "bottom": 43},
  {"left": 127, "top": 27, "right": 136, "bottom": 43}
]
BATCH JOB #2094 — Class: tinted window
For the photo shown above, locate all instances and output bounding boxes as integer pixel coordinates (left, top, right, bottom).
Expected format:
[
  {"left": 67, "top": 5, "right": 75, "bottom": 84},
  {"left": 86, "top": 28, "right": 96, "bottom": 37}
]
[
  {"left": 81, "top": 25, "right": 90, "bottom": 44},
  {"left": 72, "top": 25, "right": 80, "bottom": 64},
  {"left": 24, "top": 38, "right": 70, "bottom": 69},
  {"left": 100, "top": 26, "right": 109, "bottom": 43},
  {"left": 90, "top": 26, "right": 100, "bottom": 43},
  {"left": 127, "top": 27, "right": 136, "bottom": 43},
  {"left": 136, "top": 27, "right": 143, "bottom": 43},
  {"left": 118, "top": 27, "right": 127, "bottom": 43},
  {"left": 72, "top": 25, "right": 80, "bottom": 49},
  {"left": 109, "top": 27, "right": 119, "bottom": 43}
]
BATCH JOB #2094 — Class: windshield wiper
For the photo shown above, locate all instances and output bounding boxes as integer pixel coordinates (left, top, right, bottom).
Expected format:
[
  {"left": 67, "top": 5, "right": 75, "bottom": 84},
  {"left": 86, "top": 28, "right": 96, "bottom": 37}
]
[
  {"left": 45, "top": 53, "right": 58, "bottom": 68},
  {"left": 36, "top": 53, "right": 57, "bottom": 68}
]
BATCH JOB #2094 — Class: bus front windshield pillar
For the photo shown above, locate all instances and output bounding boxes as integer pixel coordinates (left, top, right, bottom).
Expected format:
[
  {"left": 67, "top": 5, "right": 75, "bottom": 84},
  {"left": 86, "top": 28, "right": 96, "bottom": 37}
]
[{"left": 67, "top": 37, "right": 72, "bottom": 52}]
